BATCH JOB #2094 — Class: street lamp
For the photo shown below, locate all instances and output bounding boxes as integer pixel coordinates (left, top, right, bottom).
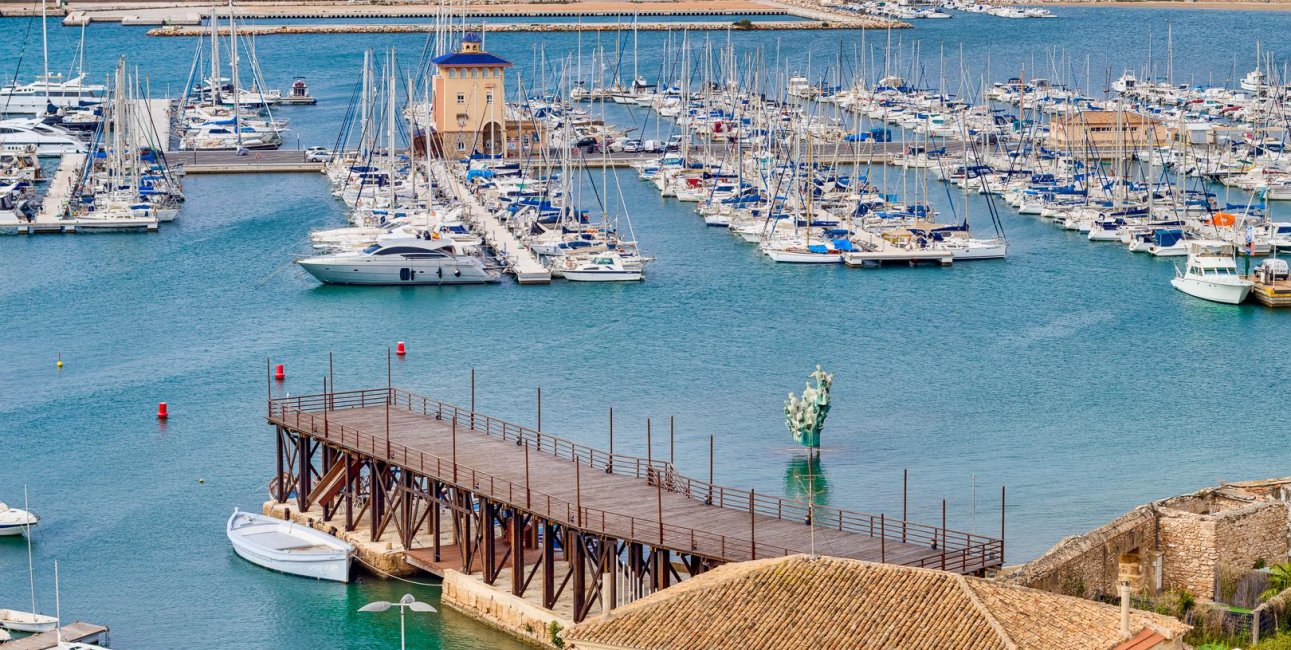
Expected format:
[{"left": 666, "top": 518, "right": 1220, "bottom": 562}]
[{"left": 359, "top": 594, "right": 437, "bottom": 650}]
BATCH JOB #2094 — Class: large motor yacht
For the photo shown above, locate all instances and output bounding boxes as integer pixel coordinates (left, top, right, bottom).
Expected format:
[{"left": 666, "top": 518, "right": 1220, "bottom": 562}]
[{"left": 296, "top": 238, "right": 499, "bottom": 285}]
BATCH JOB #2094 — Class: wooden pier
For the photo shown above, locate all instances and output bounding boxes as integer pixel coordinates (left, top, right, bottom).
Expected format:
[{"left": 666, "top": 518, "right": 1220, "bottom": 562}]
[
  {"left": 267, "top": 386, "right": 1003, "bottom": 623},
  {"left": 430, "top": 160, "right": 552, "bottom": 284},
  {"left": 3, "top": 622, "right": 109, "bottom": 650}
]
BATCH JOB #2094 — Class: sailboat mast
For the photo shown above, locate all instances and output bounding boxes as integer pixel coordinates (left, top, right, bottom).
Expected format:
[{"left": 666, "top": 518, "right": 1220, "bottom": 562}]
[{"left": 40, "top": 0, "right": 50, "bottom": 107}]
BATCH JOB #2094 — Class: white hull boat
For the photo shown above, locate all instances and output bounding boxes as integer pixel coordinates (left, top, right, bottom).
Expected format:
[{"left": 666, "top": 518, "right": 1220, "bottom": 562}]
[
  {"left": 227, "top": 509, "right": 354, "bottom": 582},
  {"left": 560, "top": 252, "right": 644, "bottom": 282},
  {"left": 297, "top": 238, "right": 499, "bottom": 286},
  {"left": 0, "top": 502, "right": 38, "bottom": 536},
  {"left": 1170, "top": 241, "right": 1254, "bottom": 305},
  {"left": 0, "top": 609, "right": 59, "bottom": 633}
]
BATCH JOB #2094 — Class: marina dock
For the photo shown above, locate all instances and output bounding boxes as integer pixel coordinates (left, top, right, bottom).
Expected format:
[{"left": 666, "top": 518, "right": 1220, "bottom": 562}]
[
  {"left": 3, "top": 622, "right": 110, "bottom": 650},
  {"left": 20, "top": 153, "right": 159, "bottom": 234},
  {"left": 266, "top": 387, "right": 1003, "bottom": 624},
  {"left": 430, "top": 160, "right": 552, "bottom": 284}
]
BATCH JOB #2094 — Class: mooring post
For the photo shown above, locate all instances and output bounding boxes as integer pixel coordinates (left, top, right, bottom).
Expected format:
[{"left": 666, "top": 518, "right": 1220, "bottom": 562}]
[
  {"left": 657, "top": 474, "right": 664, "bottom": 545},
  {"left": 1001, "top": 484, "right": 1006, "bottom": 564},
  {"left": 881, "top": 513, "right": 886, "bottom": 563},
  {"left": 385, "top": 348, "right": 392, "bottom": 458},
  {"left": 669, "top": 416, "right": 674, "bottom": 465},
  {"left": 941, "top": 498, "right": 947, "bottom": 570},
  {"left": 707, "top": 435, "right": 714, "bottom": 505},
  {"left": 749, "top": 489, "right": 756, "bottom": 560}
]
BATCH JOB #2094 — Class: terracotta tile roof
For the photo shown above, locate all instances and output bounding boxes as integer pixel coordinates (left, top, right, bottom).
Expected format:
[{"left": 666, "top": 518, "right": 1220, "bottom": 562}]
[
  {"left": 565, "top": 555, "right": 1189, "bottom": 650},
  {"left": 1112, "top": 629, "right": 1167, "bottom": 650}
]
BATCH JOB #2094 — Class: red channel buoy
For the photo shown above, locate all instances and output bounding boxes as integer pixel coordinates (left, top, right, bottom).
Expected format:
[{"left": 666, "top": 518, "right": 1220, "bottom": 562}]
[
  {"left": 274, "top": 364, "right": 285, "bottom": 381},
  {"left": 396, "top": 341, "right": 407, "bottom": 356},
  {"left": 157, "top": 402, "right": 169, "bottom": 419}
]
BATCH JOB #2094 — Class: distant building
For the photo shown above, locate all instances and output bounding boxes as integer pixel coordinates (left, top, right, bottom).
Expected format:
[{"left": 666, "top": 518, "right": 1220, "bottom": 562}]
[
  {"left": 428, "top": 32, "right": 542, "bottom": 158},
  {"left": 564, "top": 554, "right": 1189, "bottom": 650},
  {"left": 1047, "top": 111, "right": 1166, "bottom": 158}
]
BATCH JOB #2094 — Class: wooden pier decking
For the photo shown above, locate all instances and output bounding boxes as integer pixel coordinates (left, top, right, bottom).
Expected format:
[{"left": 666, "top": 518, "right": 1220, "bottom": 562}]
[
  {"left": 268, "top": 388, "right": 1002, "bottom": 575},
  {"left": 3, "top": 622, "right": 109, "bottom": 650},
  {"left": 430, "top": 160, "right": 553, "bottom": 284}
]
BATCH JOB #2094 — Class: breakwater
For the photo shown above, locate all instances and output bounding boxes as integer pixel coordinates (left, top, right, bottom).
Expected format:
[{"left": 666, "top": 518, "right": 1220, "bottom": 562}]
[{"left": 146, "top": 18, "right": 907, "bottom": 36}]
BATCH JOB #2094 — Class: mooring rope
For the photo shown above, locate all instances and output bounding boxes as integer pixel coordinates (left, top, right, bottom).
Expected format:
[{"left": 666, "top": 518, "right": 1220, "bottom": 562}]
[{"left": 354, "top": 554, "right": 444, "bottom": 588}]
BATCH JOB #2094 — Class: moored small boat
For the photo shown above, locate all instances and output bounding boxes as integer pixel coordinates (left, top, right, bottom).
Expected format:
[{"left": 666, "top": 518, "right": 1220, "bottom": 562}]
[
  {"left": 226, "top": 509, "right": 353, "bottom": 582},
  {"left": 0, "top": 608, "right": 59, "bottom": 633}
]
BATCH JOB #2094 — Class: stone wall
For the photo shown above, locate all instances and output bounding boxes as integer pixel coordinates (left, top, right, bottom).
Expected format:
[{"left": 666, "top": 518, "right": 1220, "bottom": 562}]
[
  {"left": 1004, "top": 507, "right": 1156, "bottom": 598},
  {"left": 1006, "top": 482, "right": 1291, "bottom": 604},
  {"left": 443, "top": 569, "right": 572, "bottom": 648}
]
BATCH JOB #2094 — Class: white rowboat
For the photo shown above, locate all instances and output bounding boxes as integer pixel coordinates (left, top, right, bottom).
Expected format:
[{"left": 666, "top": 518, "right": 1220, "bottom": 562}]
[{"left": 227, "top": 509, "right": 353, "bottom": 582}]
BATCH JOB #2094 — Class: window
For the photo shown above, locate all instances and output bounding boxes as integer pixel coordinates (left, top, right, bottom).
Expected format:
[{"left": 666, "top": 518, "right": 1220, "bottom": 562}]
[
  {"left": 448, "top": 69, "right": 456, "bottom": 79},
  {"left": 456, "top": 141, "right": 466, "bottom": 151},
  {"left": 456, "top": 93, "right": 465, "bottom": 104},
  {"left": 493, "top": 68, "right": 500, "bottom": 77},
  {"left": 471, "top": 68, "right": 479, "bottom": 79},
  {"left": 486, "top": 93, "right": 493, "bottom": 104}
]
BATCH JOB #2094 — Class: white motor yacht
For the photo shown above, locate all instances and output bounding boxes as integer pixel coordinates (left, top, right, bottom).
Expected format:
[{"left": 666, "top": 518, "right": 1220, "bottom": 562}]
[
  {"left": 0, "top": 501, "right": 38, "bottom": 536},
  {"left": 1170, "top": 241, "right": 1254, "bottom": 305},
  {"left": 0, "top": 119, "right": 86, "bottom": 156},
  {"left": 296, "top": 238, "right": 499, "bottom": 285},
  {"left": 0, "top": 73, "right": 105, "bottom": 115},
  {"left": 560, "top": 252, "right": 644, "bottom": 282}
]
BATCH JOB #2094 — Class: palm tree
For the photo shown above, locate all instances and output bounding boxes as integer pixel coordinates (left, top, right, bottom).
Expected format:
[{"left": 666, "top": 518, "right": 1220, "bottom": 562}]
[{"left": 1260, "top": 563, "right": 1291, "bottom": 602}]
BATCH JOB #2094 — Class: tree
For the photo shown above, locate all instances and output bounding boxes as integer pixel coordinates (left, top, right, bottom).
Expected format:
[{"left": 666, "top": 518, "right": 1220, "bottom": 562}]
[{"left": 1261, "top": 563, "right": 1291, "bottom": 602}]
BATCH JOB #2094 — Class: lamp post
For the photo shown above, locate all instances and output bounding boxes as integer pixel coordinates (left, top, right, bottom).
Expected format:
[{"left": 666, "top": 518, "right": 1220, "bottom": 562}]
[{"left": 359, "top": 593, "right": 437, "bottom": 650}]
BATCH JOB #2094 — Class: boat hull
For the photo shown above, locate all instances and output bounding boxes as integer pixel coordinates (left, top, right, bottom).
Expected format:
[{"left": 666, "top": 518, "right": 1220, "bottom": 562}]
[
  {"left": 297, "top": 258, "right": 498, "bottom": 285},
  {"left": 227, "top": 511, "right": 353, "bottom": 582},
  {"left": 1171, "top": 277, "right": 1253, "bottom": 305},
  {"left": 0, "top": 609, "right": 59, "bottom": 633}
]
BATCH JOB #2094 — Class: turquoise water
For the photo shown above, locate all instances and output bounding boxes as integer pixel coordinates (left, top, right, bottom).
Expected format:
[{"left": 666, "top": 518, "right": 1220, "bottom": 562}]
[{"left": 2, "top": 10, "right": 1291, "bottom": 648}]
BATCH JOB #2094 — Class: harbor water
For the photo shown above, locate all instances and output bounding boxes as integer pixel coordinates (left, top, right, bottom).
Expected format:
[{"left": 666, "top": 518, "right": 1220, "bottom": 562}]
[{"left": 2, "top": 9, "right": 1291, "bottom": 648}]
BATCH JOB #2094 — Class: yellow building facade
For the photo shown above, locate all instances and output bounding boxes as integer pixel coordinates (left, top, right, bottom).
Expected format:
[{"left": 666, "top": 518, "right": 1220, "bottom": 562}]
[{"left": 430, "top": 33, "right": 535, "bottom": 158}]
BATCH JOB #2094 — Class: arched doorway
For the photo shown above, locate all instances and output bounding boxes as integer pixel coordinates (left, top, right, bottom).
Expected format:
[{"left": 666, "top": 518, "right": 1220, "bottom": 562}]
[{"left": 480, "top": 122, "right": 505, "bottom": 156}]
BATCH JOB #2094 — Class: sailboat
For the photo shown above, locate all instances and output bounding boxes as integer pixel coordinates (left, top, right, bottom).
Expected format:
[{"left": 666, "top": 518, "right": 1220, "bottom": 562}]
[{"left": 0, "top": 488, "right": 58, "bottom": 634}]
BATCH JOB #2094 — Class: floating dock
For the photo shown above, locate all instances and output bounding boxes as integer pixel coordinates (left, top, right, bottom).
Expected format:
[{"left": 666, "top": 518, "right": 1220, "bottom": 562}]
[
  {"left": 430, "top": 160, "right": 552, "bottom": 284},
  {"left": 3, "top": 622, "right": 110, "bottom": 650},
  {"left": 1249, "top": 278, "right": 1291, "bottom": 307},
  {"left": 16, "top": 153, "right": 159, "bottom": 234},
  {"left": 266, "top": 386, "right": 1003, "bottom": 626},
  {"left": 166, "top": 149, "right": 325, "bottom": 174}
]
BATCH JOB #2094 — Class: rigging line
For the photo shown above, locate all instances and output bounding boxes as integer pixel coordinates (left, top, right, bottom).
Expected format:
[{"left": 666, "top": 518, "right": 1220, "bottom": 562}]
[{"left": 353, "top": 555, "right": 444, "bottom": 587}]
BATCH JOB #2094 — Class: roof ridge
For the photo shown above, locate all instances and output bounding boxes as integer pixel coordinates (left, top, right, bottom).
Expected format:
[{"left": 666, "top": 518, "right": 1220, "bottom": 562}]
[{"left": 958, "top": 575, "right": 1018, "bottom": 650}]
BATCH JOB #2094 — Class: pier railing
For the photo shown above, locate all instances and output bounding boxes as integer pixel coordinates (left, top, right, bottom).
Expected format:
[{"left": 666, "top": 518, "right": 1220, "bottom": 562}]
[{"left": 268, "top": 388, "right": 1003, "bottom": 572}]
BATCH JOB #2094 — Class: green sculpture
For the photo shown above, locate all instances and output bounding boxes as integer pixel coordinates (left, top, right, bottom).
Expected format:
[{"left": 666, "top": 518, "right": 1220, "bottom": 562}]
[{"left": 785, "top": 365, "right": 833, "bottom": 453}]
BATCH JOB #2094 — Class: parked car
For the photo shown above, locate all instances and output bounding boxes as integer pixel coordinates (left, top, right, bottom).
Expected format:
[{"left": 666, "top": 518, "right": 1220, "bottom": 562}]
[
  {"left": 304, "top": 147, "right": 332, "bottom": 162},
  {"left": 620, "top": 139, "right": 643, "bottom": 153}
]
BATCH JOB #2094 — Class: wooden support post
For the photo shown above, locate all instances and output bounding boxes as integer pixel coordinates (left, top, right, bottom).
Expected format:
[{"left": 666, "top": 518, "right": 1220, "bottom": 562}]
[
  {"left": 266, "top": 357, "right": 271, "bottom": 416},
  {"left": 525, "top": 444, "right": 531, "bottom": 510},
  {"left": 657, "top": 548, "right": 671, "bottom": 590},
  {"left": 572, "top": 533, "right": 587, "bottom": 621},
  {"left": 880, "top": 513, "right": 886, "bottom": 563},
  {"left": 432, "top": 481, "right": 442, "bottom": 562},
  {"left": 576, "top": 458, "right": 583, "bottom": 528},
  {"left": 452, "top": 416, "right": 458, "bottom": 483},
  {"left": 511, "top": 511, "right": 525, "bottom": 596},
  {"left": 401, "top": 470, "right": 413, "bottom": 549},
  {"left": 542, "top": 521, "right": 556, "bottom": 608},
  {"left": 328, "top": 352, "right": 334, "bottom": 409},
  {"left": 275, "top": 427, "right": 285, "bottom": 504},
  {"left": 482, "top": 500, "right": 497, "bottom": 583},
  {"left": 537, "top": 386, "right": 542, "bottom": 431},
  {"left": 749, "top": 489, "right": 756, "bottom": 560},
  {"left": 608, "top": 407, "right": 614, "bottom": 473},
  {"left": 902, "top": 468, "right": 908, "bottom": 544},
  {"left": 646, "top": 418, "right": 652, "bottom": 468},
  {"left": 941, "top": 498, "right": 947, "bottom": 570},
  {"left": 370, "top": 462, "right": 382, "bottom": 543},
  {"left": 344, "top": 450, "right": 353, "bottom": 531},
  {"left": 470, "top": 368, "right": 476, "bottom": 430},
  {"left": 297, "top": 435, "right": 311, "bottom": 511},
  {"left": 604, "top": 539, "right": 617, "bottom": 612},
  {"left": 461, "top": 492, "right": 474, "bottom": 573}
]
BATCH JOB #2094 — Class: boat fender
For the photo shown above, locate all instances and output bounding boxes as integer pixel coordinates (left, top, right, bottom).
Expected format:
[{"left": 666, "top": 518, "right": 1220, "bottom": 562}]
[
  {"left": 437, "top": 267, "right": 443, "bottom": 278},
  {"left": 454, "top": 269, "right": 461, "bottom": 277}
]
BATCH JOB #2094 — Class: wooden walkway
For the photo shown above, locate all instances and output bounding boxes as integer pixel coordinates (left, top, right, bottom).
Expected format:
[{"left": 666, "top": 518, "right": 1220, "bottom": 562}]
[
  {"left": 431, "top": 160, "right": 552, "bottom": 284},
  {"left": 269, "top": 389, "right": 1002, "bottom": 573},
  {"left": 3, "top": 622, "right": 109, "bottom": 650}
]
